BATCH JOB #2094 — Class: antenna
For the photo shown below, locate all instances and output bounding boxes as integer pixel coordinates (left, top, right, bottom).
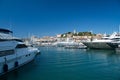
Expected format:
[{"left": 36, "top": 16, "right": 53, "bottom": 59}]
[{"left": 118, "top": 25, "right": 120, "bottom": 33}]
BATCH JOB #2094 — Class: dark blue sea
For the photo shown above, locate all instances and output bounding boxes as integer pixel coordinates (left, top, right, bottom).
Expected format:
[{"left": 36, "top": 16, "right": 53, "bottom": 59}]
[{"left": 1, "top": 47, "right": 120, "bottom": 80}]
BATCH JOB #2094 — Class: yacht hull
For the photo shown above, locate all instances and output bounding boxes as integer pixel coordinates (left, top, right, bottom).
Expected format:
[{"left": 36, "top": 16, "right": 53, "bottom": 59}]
[
  {"left": 0, "top": 47, "right": 39, "bottom": 76},
  {"left": 83, "top": 42, "right": 113, "bottom": 49}
]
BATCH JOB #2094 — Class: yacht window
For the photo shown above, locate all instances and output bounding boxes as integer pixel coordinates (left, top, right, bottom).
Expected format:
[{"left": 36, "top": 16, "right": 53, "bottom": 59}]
[
  {"left": 0, "top": 50, "right": 14, "bottom": 57},
  {"left": 13, "top": 39, "right": 23, "bottom": 42},
  {"left": 16, "top": 44, "right": 28, "bottom": 48},
  {"left": 111, "top": 38, "right": 120, "bottom": 41}
]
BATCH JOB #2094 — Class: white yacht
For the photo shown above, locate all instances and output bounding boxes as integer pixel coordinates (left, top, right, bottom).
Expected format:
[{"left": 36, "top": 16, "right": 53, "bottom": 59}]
[
  {"left": 82, "top": 32, "right": 120, "bottom": 49},
  {"left": 56, "top": 38, "right": 79, "bottom": 47},
  {"left": 0, "top": 28, "right": 40, "bottom": 76}
]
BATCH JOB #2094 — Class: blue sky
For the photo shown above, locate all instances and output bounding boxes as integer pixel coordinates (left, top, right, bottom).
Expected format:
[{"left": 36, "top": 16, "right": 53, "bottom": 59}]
[{"left": 0, "top": 0, "right": 120, "bottom": 37}]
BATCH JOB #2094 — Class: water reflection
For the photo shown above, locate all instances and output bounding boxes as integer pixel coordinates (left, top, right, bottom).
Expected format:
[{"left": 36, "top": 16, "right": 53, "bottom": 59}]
[
  {"left": 85, "top": 49, "right": 120, "bottom": 68},
  {"left": 86, "top": 49, "right": 117, "bottom": 58},
  {"left": 1, "top": 47, "right": 120, "bottom": 80}
]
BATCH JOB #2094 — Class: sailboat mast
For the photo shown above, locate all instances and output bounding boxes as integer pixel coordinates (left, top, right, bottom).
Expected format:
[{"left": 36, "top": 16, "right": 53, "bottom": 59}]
[{"left": 118, "top": 25, "right": 120, "bottom": 36}]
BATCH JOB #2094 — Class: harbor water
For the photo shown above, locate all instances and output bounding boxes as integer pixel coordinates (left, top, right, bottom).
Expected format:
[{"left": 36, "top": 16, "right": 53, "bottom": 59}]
[{"left": 1, "top": 47, "right": 120, "bottom": 80}]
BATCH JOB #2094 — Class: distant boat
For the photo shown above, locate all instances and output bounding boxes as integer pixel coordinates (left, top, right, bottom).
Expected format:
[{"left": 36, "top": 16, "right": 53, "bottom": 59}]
[
  {"left": 64, "top": 43, "right": 87, "bottom": 49},
  {"left": 107, "top": 26, "right": 120, "bottom": 50},
  {"left": 82, "top": 32, "right": 120, "bottom": 49},
  {"left": 56, "top": 38, "right": 78, "bottom": 47},
  {"left": 0, "top": 28, "right": 40, "bottom": 76}
]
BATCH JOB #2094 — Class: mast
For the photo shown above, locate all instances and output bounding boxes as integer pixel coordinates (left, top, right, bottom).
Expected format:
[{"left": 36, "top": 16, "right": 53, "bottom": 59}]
[{"left": 118, "top": 25, "right": 120, "bottom": 34}]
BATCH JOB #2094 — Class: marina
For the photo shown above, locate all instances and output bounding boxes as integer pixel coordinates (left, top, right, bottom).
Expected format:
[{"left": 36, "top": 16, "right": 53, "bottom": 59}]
[
  {"left": 1, "top": 28, "right": 120, "bottom": 80},
  {"left": 1, "top": 47, "right": 120, "bottom": 80},
  {"left": 1, "top": 0, "right": 120, "bottom": 80}
]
